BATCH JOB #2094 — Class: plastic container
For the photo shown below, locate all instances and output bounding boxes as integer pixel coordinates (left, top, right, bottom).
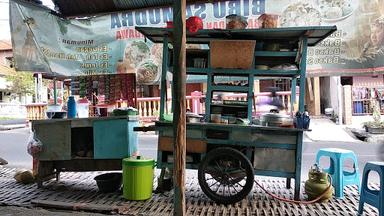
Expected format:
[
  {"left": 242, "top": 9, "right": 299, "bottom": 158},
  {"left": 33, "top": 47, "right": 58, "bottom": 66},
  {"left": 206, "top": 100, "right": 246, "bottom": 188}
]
[
  {"left": 122, "top": 156, "right": 155, "bottom": 200},
  {"left": 226, "top": 14, "right": 248, "bottom": 29},
  {"left": 46, "top": 111, "right": 67, "bottom": 119},
  {"left": 77, "top": 98, "right": 89, "bottom": 118},
  {"left": 67, "top": 96, "right": 77, "bottom": 118},
  {"left": 258, "top": 14, "right": 279, "bottom": 28}
]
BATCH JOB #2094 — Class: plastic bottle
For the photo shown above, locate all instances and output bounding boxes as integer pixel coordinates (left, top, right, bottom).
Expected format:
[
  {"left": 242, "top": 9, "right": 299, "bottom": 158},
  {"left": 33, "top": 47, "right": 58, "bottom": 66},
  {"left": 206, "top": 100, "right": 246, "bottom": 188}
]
[
  {"left": 67, "top": 96, "right": 77, "bottom": 118},
  {"left": 77, "top": 98, "right": 89, "bottom": 118}
]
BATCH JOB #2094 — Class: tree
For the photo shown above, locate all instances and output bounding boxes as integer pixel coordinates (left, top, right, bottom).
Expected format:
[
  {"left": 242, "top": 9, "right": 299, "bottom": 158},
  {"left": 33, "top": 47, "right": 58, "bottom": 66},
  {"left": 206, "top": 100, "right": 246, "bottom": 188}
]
[{"left": 5, "top": 72, "right": 35, "bottom": 95}]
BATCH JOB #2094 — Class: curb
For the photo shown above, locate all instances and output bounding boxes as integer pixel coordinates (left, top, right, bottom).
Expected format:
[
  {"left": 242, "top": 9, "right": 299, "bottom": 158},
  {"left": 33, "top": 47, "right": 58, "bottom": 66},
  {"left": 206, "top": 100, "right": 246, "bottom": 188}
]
[{"left": 0, "top": 124, "right": 27, "bottom": 131}]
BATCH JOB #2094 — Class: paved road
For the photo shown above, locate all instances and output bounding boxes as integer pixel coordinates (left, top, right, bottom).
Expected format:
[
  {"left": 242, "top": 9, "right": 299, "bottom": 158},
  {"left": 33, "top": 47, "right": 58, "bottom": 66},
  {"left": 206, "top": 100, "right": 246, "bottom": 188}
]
[{"left": 1, "top": 128, "right": 383, "bottom": 182}]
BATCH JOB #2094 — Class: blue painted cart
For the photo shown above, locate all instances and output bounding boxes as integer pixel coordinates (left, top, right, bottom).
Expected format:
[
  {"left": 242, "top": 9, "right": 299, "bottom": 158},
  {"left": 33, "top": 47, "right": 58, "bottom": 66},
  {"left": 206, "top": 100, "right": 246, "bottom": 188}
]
[
  {"left": 137, "top": 26, "right": 336, "bottom": 204},
  {"left": 32, "top": 116, "right": 138, "bottom": 187}
]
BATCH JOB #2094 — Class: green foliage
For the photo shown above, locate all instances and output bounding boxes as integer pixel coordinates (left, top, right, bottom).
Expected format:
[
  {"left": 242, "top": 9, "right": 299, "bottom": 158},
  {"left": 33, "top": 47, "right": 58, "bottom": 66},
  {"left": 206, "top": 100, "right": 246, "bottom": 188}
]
[
  {"left": 5, "top": 72, "right": 34, "bottom": 95},
  {"left": 363, "top": 100, "right": 384, "bottom": 128}
]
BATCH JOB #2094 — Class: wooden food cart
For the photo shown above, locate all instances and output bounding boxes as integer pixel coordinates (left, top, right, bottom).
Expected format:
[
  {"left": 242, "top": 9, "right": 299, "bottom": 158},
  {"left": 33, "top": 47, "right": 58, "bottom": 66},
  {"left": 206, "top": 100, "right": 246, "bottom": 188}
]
[
  {"left": 32, "top": 73, "right": 138, "bottom": 187},
  {"left": 32, "top": 116, "right": 138, "bottom": 187},
  {"left": 136, "top": 26, "right": 336, "bottom": 204}
]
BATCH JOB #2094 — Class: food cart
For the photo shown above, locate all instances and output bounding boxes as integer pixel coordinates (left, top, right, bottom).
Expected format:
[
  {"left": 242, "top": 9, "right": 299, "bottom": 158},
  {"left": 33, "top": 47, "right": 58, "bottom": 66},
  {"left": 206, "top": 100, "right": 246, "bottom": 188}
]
[
  {"left": 136, "top": 26, "right": 337, "bottom": 204},
  {"left": 32, "top": 73, "right": 139, "bottom": 187}
]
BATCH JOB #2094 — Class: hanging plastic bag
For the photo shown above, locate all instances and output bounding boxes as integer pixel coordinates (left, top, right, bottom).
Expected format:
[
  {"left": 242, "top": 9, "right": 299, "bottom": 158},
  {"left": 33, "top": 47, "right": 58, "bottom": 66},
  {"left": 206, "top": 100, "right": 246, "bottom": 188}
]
[{"left": 27, "top": 131, "right": 43, "bottom": 157}]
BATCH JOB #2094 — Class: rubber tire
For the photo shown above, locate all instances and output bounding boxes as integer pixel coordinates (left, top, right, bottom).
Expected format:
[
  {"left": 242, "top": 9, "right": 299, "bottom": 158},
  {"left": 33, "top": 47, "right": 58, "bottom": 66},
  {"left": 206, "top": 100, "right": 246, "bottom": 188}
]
[{"left": 198, "top": 147, "right": 254, "bottom": 204}]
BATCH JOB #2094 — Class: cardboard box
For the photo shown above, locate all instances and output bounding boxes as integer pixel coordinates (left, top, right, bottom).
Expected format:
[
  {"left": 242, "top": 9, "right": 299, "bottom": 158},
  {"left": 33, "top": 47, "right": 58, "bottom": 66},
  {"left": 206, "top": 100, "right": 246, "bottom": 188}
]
[{"left": 210, "top": 40, "right": 256, "bottom": 69}]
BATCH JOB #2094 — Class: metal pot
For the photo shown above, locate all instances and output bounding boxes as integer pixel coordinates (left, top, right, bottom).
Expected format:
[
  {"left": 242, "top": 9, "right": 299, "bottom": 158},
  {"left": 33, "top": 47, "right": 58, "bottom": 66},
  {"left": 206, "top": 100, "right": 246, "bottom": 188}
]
[
  {"left": 186, "top": 113, "right": 203, "bottom": 123},
  {"left": 260, "top": 113, "right": 293, "bottom": 127}
]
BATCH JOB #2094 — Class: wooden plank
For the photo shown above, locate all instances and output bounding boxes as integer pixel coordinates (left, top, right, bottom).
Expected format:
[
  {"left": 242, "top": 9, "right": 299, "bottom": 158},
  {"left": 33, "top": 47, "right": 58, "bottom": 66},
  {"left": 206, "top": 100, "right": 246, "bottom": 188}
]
[
  {"left": 172, "top": 0, "right": 187, "bottom": 215},
  {"left": 160, "top": 36, "right": 169, "bottom": 121},
  {"left": 32, "top": 199, "right": 118, "bottom": 213},
  {"left": 34, "top": 121, "right": 71, "bottom": 161},
  {"left": 159, "top": 136, "right": 207, "bottom": 153},
  {"left": 53, "top": 78, "right": 57, "bottom": 105},
  {"left": 306, "top": 77, "right": 314, "bottom": 101},
  {"left": 313, "top": 77, "right": 321, "bottom": 115}
]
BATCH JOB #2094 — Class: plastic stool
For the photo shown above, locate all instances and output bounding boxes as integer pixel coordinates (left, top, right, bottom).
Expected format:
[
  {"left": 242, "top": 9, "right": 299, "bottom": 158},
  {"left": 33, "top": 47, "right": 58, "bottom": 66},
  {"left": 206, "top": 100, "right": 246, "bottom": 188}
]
[
  {"left": 358, "top": 162, "right": 384, "bottom": 216},
  {"left": 316, "top": 148, "right": 360, "bottom": 198}
]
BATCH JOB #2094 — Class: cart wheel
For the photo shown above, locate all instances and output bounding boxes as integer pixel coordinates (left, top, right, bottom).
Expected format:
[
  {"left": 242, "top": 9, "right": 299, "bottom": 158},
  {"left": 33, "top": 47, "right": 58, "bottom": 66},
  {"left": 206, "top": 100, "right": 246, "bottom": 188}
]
[{"left": 198, "top": 147, "right": 254, "bottom": 204}]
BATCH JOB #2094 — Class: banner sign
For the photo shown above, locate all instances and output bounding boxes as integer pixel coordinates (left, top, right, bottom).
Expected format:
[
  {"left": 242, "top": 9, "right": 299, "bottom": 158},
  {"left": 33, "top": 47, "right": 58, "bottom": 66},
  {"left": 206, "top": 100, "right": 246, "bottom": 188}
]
[{"left": 9, "top": 0, "right": 384, "bottom": 83}]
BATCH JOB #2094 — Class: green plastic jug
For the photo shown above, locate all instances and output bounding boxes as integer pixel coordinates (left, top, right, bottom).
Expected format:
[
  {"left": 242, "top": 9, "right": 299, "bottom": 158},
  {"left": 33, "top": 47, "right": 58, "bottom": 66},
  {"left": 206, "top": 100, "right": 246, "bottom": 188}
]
[{"left": 122, "top": 156, "right": 155, "bottom": 200}]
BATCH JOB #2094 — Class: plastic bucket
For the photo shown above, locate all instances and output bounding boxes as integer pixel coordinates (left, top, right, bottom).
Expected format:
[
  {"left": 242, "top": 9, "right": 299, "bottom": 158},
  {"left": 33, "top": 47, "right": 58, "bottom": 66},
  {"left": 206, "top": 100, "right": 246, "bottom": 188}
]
[{"left": 122, "top": 156, "right": 155, "bottom": 200}]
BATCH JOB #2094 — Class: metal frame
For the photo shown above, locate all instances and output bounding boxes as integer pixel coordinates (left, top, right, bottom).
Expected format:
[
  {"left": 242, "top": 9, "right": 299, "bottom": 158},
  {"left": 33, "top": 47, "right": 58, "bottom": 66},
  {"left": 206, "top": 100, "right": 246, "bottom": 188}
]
[{"left": 144, "top": 27, "right": 335, "bottom": 201}]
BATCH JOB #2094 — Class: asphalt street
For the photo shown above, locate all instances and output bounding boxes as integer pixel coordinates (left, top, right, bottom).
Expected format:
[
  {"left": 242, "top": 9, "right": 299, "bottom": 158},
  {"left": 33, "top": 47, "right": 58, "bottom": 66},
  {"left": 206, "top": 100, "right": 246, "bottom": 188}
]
[{"left": 1, "top": 127, "right": 383, "bottom": 182}]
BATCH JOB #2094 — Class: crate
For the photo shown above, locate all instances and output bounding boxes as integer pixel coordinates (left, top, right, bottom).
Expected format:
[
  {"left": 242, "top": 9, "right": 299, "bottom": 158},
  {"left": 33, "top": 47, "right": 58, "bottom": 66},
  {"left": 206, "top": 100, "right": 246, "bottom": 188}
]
[{"left": 210, "top": 40, "right": 256, "bottom": 69}]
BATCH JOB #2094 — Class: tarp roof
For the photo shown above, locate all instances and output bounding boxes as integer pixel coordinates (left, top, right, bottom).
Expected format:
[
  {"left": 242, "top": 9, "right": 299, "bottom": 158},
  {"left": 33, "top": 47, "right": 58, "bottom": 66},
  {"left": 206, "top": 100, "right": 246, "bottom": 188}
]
[{"left": 52, "top": 0, "right": 221, "bottom": 17}]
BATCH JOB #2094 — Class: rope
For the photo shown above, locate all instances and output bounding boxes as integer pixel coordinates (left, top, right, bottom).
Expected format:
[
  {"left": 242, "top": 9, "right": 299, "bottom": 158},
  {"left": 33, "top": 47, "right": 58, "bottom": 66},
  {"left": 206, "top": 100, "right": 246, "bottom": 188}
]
[{"left": 253, "top": 174, "right": 333, "bottom": 204}]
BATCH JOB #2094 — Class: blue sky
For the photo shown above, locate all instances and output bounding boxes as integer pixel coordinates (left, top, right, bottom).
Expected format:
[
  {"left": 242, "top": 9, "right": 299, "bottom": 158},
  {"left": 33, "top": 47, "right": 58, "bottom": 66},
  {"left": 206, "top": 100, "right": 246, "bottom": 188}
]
[{"left": 0, "top": 0, "right": 54, "bottom": 40}]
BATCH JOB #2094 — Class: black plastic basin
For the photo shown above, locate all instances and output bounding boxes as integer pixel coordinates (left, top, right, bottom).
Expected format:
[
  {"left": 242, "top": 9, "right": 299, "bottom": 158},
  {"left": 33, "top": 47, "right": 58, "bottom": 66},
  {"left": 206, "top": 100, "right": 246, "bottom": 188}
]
[{"left": 94, "top": 173, "right": 122, "bottom": 193}]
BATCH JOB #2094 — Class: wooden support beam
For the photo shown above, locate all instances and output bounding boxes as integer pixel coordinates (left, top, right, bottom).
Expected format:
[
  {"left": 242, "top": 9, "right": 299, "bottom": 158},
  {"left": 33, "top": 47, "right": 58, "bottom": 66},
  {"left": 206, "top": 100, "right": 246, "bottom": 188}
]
[
  {"left": 53, "top": 77, "right": 57, "bottom": 105},
  {"left": 313, "top": 77, "right": 321, "bottom": 115},
  {"left": 32, "top": 200, "right": 117, "bottom": 213},
  {"left": 172, "top": 0, "right": 186, "bottom": 215},
  {"left": 306, "top": 77, "right": 314, "bottom": 101}
]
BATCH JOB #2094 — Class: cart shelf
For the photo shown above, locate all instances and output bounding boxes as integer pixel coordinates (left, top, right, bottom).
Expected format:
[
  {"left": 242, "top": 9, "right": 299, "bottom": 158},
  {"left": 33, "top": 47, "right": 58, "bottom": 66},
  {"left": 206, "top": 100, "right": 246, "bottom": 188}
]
[
  {"left": 211, "top": 85, "right": 249, "bottom": 92},
  {"left": 254, "top": 51, "right": 297, "bottom": 57},
  {"left": 136, "top": 26, "right": 337, "bottom": 46}
]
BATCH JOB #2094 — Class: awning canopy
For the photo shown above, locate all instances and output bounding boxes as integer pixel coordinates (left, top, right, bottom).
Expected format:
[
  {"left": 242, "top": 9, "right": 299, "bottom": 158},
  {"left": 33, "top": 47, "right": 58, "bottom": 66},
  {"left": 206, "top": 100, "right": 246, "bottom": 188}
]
[{"left": 51, "top": 0, "right": 221, "bottom": 17}]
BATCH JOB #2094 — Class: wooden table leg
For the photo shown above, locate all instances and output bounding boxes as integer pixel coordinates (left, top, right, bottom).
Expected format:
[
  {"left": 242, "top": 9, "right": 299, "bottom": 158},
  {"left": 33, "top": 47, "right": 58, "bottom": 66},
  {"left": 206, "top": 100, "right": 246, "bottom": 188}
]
[{"left": 286, "top": 178, "right": 291, "bottom": 189}]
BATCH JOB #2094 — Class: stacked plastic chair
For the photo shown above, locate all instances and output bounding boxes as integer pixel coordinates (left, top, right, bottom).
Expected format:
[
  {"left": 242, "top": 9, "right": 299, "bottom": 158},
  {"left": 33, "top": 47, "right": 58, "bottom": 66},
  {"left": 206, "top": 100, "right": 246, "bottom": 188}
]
[
  {"left": 316, "top": 148, "right": 360, "bottom": 198},
  {"left": 358, "top": 161, "right": 384, "bottom": 216}
]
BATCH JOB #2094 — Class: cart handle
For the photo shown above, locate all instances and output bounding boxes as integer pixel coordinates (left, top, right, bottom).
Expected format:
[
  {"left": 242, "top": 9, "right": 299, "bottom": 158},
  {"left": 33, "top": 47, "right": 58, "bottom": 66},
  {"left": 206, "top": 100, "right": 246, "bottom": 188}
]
[{"left": 133, "top": 126, "right": 156, "bottom": 132}]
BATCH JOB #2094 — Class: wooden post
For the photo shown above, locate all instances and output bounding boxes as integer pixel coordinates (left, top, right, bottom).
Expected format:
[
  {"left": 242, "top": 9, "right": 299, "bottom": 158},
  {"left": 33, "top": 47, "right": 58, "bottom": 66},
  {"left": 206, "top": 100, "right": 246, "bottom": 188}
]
[
  {"left": 53, "top": 77, "right": 57, "bottom": 105},
  {"left": 313, "top": 77, "right": 321, "bottom": 115},
  {"left": 172, "top": 0, "right": 186, "bottom": 215},
  {"left": 159, "top": 37, "right": 169, "bottom": 121}
]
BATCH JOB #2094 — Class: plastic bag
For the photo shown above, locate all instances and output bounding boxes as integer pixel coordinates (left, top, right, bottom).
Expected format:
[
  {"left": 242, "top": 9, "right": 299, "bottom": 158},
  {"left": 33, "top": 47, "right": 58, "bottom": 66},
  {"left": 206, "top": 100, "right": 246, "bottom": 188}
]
[
  {"left": 27, "top": 131, "right": 43, "bottom": 157},
  {"left": 294, "top": 112, "right": 310, "bottom": 129}
]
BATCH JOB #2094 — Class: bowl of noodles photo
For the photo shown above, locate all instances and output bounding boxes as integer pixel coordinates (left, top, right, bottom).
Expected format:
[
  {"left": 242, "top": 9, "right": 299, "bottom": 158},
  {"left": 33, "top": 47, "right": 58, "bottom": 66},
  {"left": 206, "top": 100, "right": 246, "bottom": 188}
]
[
  {"left": 317, "top": 0, "right": 355, "bottom": 22},
  {"left": 280, "top": 2, "right": 322, "bottom": 27}
]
